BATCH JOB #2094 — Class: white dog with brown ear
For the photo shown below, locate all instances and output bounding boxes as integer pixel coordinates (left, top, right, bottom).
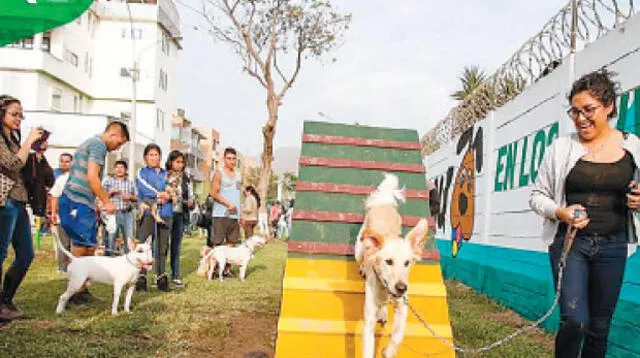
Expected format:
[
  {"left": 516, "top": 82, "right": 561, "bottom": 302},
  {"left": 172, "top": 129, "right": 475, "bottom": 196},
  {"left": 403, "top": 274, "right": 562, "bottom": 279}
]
[{"left": 355, "top": 174, "right": 430, "bottom": 358}]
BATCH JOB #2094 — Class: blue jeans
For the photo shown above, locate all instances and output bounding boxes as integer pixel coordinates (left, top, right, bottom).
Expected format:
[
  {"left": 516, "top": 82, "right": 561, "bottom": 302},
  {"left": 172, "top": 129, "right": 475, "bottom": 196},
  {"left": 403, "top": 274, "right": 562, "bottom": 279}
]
[
  {"left": 170, "top": 212, "right": 184, "bottom": 280},
  {"left": 549, "top": 231, "right": 628, "bottom": 358},
  {"left": 105, "top": 210, "right": 134, "bottom": 256},
  {"left": 0, "top": 199, "right": 35, "bottom": 302}
]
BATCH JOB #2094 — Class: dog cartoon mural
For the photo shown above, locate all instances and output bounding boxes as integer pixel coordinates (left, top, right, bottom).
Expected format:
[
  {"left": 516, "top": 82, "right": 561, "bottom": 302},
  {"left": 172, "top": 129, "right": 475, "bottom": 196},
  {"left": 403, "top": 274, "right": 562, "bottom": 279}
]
[{"left": 450, "top": 127, "right": 483, "bottom": 257}]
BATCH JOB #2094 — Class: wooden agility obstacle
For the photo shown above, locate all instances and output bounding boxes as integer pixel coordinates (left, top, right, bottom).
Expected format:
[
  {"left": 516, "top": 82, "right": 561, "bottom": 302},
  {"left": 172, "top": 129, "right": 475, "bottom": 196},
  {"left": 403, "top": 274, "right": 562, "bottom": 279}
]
[{"left": 275, "top": 121, "right": 454, "bottom": 357}]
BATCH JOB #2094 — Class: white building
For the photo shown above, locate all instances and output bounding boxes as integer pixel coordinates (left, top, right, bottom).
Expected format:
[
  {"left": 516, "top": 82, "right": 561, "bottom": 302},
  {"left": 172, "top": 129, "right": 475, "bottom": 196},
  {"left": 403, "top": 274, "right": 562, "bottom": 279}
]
[{"left": 0, "top": 0, "right": 181, "bottom": 169}]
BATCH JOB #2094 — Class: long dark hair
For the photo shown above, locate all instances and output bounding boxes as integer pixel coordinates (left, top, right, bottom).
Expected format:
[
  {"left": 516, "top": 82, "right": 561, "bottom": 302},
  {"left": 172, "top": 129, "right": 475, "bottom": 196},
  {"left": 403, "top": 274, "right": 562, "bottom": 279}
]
[
  {"left": 0, "top": 95, "right": 21, "bottom": 148},
  {"left": 165, "top": 150, "right": 185, "bottom": 171},
  {"left": 245, "top": 185, "right": 261, "bottom": 208}
]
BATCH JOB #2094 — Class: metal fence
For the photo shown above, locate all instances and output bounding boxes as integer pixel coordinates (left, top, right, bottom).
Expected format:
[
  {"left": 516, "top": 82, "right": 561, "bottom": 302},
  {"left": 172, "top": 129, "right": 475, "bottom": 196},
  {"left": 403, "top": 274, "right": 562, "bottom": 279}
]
[{"left": 421, "top": 0, "right": 637, "bottom": 156}]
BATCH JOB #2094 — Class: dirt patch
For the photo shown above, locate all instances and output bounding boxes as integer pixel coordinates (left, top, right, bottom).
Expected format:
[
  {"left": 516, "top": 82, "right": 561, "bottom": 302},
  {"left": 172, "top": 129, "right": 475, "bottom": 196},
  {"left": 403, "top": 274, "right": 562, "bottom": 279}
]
[
  {"left": 219, "top": 314, "right": 277, "bottom": 358},
  {"left": 179, "top": 313, "right": 278, "bottom": 358}
]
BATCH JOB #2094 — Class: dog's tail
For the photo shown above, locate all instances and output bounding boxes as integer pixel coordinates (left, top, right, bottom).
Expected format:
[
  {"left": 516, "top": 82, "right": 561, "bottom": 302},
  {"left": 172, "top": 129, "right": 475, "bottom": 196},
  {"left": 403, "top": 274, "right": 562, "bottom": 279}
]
[
  {"left": 366, "top": 173, "right": 405, "bottom": 209},
  {"left": 52, "top": 227, "right": 75, "bottom": 261}
]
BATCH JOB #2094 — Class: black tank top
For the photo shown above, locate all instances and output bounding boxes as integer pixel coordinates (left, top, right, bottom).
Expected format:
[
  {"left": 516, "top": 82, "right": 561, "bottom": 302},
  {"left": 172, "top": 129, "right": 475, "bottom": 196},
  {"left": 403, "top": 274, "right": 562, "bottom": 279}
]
[{"left": 564, "top": 151, "right": 635, "bottom": 235}]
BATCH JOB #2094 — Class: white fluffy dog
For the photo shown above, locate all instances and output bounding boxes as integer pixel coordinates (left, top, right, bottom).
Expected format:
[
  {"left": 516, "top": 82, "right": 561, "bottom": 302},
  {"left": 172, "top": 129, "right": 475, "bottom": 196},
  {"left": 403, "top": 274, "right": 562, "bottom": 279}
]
[
  {"left": 202, "top": 235, "right": 267, "bottom": 282},
  {"left": 54, "top": 231, "right": 154, "bottom": 315},
  {"left": 355, "top": 174, "right": 430, "bottom": 358}
]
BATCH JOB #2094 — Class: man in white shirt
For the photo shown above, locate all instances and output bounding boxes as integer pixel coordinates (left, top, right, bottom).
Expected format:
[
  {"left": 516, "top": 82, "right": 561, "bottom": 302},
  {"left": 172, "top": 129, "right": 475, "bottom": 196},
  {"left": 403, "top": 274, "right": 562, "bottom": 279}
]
[{"left": 49, "top": 153, "right": 72, "bottom": 273}]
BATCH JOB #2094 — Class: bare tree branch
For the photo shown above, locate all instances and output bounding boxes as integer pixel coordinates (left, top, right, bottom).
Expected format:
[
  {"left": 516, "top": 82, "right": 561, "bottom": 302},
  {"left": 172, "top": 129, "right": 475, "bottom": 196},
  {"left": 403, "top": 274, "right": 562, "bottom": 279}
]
[
  {"left": 222, "top": 0, "right": 267, "bottom": 74},
  {"left": 278, "top": 36, "right": 303, "bottom": 99},
  {"left": 273, "top": 51, "right": 288, "bottom": 85}
]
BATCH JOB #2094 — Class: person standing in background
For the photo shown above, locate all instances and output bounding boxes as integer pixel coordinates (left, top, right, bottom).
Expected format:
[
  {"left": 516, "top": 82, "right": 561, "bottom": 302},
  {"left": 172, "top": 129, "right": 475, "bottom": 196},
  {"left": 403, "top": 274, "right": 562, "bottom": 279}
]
[
  {"left": 23, "top": 140, "right": 54, "bottom": 233},
  {"left": 102, "top": 160, "right": 137, "bottom": 256},
  {"left": 53, "top": 153, "right": 72, "bottom": 179},
  {"left": 165, "top": 150, "right": 194, "bottom": 288},
  {"left": 241, "top": 185, "right": 260, "bottom": 238}
]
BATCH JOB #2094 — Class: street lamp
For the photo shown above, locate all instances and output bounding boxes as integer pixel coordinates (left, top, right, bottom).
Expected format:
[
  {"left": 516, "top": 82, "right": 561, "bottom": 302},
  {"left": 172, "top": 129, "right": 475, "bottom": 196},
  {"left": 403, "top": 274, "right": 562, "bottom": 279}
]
[{"left": 125, "top": 34, "right": 182, "bottom": 181}]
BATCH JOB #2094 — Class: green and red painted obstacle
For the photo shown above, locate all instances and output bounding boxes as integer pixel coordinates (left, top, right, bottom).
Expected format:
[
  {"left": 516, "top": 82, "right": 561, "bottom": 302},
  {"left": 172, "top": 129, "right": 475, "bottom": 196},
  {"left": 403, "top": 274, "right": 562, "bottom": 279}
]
[
  {"left": 275, "top": 121, "right": 454, "bottom": 357},
  {"left": 288, "top": 121, "right": 438, "bottom": 259},
  {"left": 0, "top": 0, "right": 92, "bottom": 47}
]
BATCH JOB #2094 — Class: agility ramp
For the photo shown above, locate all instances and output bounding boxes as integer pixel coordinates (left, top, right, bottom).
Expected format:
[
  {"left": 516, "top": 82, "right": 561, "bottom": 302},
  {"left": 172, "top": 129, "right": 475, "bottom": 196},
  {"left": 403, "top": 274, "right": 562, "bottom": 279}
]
[{"left": 275, "top": 121, "right": 454, "bottom": 357}]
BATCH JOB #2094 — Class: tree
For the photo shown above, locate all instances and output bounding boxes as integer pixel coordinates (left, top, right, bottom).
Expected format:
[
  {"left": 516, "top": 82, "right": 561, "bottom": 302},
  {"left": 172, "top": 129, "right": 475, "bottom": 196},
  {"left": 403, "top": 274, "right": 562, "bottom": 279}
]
[
  {"left": 450, "top": 65, "right": 487, "bottom": 101},
  {"left": 281, "top": 171, "right": 298, "bottom": 199},
  {"left": 184, "top": 0, "right": 351, "bottom": 209},
  {"left": 244, "top": 167, "right": 278, "bottom": 201}
]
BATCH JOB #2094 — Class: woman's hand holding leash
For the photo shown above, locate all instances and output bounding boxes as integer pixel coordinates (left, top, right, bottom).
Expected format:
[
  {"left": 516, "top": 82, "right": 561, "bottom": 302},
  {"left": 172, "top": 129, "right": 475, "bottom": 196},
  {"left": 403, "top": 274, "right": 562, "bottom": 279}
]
[
  {"left": 626, "top": 180, "right": 640, "bottom": 210},
  {"left": 556, "top": 204, "right": 589, "bottom": 229}
]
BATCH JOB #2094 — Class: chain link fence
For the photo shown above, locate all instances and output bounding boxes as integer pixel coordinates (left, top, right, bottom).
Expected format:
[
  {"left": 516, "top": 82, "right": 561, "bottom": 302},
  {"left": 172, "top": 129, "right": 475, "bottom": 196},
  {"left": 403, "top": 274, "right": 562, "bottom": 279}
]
[{"left": 421, "top": 0, "right": 637, "bottom": 156}]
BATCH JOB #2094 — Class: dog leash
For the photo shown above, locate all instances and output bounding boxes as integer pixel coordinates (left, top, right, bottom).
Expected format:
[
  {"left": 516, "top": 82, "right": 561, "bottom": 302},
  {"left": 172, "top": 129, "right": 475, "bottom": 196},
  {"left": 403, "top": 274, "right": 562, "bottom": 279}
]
[{"left": 372, "top": 226, "right": 577, "bottom": 355}]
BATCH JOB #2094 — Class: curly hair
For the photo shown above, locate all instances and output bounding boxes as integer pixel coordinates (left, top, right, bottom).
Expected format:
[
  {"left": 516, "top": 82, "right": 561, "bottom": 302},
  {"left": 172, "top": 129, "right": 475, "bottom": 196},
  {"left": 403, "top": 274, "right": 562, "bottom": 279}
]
[{"left": 569, "top": 68, "right": 620, "bottom": 119}]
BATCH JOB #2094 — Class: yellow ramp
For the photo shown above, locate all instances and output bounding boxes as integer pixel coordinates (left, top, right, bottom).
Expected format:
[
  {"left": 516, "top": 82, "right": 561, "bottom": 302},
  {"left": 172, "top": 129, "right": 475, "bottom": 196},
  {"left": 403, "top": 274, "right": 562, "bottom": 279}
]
[{"left": 275, "top": 258, "right": 455, "bottom": 357}]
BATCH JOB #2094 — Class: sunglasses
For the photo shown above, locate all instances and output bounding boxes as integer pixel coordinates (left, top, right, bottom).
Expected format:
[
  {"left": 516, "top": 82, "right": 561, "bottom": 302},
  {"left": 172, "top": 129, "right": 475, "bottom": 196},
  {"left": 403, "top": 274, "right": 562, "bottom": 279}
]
[{"left": 7, "top": 111, "right": 25, "bottom": 120}]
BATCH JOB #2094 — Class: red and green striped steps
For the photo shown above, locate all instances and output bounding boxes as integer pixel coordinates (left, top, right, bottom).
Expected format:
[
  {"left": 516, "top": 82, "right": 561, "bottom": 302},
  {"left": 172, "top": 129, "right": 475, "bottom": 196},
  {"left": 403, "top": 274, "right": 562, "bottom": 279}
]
[{"left": 290, "top": 121, "right": 437, "bottom": 261}]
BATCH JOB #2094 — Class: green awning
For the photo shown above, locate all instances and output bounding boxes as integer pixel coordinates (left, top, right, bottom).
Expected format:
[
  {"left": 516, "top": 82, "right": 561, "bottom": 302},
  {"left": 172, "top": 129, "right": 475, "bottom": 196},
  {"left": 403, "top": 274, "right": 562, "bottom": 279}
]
[{"left": 0, "top": 0, "right": 92, "bottom": 46}]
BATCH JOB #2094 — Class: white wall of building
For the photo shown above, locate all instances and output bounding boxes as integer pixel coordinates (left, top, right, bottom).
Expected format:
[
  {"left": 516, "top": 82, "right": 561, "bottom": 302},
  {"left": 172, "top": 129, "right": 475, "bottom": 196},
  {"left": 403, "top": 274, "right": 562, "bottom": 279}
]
[
  {"left": 427, "top": 13, "right": 640, "bottom": 254},
  {"left": 0, "top": 0, "right": 181, "bottom": 165}
]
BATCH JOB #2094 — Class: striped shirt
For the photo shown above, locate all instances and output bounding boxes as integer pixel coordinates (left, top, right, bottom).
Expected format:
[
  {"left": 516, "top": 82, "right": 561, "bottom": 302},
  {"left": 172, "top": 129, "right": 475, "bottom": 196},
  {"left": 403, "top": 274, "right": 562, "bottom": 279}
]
[
  {"left": 62, "top": 136, "right": 107, "bottom": 209},
  {"left": 102, "top": 175, "right": 137, "bottom": 211}
]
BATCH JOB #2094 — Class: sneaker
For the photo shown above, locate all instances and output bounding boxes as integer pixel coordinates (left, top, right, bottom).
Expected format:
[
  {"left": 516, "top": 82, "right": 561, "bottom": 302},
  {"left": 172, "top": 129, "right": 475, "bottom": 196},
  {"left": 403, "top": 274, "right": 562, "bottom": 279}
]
[
  {"left": 135, "top": 276, "right": 148, "bottom": 292},
  {"left": 171, "top": 279, "right": 184, "bottom": 288},
  {"left": 157, "top": 275, "right": 170, "bottom": 292},
  {"left": 223, "top": 271, "right": 234, "bottom": 278},
  {"left": 0, "top": 303, "right": 21, "bottom": 321},
  {"left": 4, "top": 303, "right": 24, "bottom": 320}
]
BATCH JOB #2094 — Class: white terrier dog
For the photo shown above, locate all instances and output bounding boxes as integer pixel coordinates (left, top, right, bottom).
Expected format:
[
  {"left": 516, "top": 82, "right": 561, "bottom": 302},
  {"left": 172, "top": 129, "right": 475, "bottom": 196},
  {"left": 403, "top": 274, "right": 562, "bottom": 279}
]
[
  {"left": 355, "top": 174, "right": 430, "bottom": 358},
  {"left": 54, "top": 231, "right": 154, "bottom": 315},
  {"left": 203, "top": 235, "right": 267, "bottom": 282}
]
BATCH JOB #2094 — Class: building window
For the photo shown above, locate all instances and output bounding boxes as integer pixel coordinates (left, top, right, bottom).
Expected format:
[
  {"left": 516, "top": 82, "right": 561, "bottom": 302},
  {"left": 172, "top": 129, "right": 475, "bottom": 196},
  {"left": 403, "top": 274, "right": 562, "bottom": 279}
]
[
  {"left": 73, "top": 94, "right": 80, "bottom": 113},
  {"left": 51, "top": 87, "right": 62, "bottom": 111},
  {"left": 41, "top": 32, "right": 51, "bottom": 52},
  {"left": 161, "top": 32, "right": 170, "bottom": 56},
  {"left": 121, "top": 27, "right": 142, "bottom": 39},
  {"left": 64, "top": 49, "right": 78, "bottom": 67},
  {"left": 8, "top": 36, "right": 34, "bottom": 50},
  {"left": 158, "top": 69, "right": 168, "bottom": 91},
  {"left": 156, "top": 109, "right": 165, "bottom": 130}
]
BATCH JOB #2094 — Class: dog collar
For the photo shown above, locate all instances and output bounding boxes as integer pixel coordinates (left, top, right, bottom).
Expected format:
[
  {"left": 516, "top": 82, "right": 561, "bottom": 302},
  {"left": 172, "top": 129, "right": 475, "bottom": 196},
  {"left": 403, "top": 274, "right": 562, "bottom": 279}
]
[{"left": 125, "top": 255, "right": 141, "bottom": 270}]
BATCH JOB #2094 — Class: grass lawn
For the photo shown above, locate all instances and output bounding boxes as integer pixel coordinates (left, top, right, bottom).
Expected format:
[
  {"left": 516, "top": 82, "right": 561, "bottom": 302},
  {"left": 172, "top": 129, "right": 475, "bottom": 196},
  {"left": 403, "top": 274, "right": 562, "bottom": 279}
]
[{"left": 0, "top": 236, "right": 553, "bottom": 357}]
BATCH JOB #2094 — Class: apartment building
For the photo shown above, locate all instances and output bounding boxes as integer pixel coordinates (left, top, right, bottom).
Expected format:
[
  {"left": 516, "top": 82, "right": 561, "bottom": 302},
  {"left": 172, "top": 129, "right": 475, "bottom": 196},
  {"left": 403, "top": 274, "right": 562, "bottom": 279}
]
[
  {"left": 196, "top": 126, "right": 221, "bottom": 197},
  {"left": 0, "top": 0, "right": 182, "bottom": 168},
  {"left": 171, "top": 108, "right": 206, "bottom": 195}
]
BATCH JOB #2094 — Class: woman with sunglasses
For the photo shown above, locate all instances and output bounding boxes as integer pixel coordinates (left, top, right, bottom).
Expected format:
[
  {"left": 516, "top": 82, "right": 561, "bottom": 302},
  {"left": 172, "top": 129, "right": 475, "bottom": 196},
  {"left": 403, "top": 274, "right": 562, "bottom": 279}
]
[
  {"left": 0, "top": 95, "right": 44, "bottom": 322},
  {"left": 530, "top": 69, "right": 640, "bottom": 357}
]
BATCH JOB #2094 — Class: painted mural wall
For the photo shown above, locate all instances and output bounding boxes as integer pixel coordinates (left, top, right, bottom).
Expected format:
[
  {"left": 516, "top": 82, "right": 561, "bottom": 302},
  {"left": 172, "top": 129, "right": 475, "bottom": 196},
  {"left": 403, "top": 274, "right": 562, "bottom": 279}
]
[{"left": 427, "top": 13, "right": 640, "bottom": 356}]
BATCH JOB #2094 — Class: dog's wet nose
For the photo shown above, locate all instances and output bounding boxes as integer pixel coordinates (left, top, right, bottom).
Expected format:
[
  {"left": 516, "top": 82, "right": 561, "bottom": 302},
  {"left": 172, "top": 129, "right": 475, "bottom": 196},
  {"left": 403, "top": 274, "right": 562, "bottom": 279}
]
[{"left": 395, "top": 282, "right": 407, "bottom": 295}]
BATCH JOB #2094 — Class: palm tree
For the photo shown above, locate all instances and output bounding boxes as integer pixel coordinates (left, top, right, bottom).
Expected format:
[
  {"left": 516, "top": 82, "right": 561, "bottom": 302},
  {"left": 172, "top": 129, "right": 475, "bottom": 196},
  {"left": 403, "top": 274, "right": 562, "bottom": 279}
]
[{"left": 451, "top": 66, "right": 487, "bottom": 101}]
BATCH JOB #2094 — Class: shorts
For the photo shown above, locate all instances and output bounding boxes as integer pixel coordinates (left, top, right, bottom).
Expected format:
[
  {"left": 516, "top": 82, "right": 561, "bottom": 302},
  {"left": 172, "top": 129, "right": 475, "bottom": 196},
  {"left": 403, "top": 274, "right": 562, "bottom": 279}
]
[
  {"left": 59, "top": 194, "right": 97, "bottom": 247},
  {"left": 212, "top": 217, "right": 240, "bottom": 246}
]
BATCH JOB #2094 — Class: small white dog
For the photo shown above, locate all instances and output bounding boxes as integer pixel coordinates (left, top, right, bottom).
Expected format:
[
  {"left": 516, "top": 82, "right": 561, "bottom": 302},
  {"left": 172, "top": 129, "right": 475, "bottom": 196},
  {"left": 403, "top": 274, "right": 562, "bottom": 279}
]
[
  {"left": 54, "top": 231, "right": 154, "bottom": 315},
  {"left": 355, "top": 174, "right": 429, "bottom": 358},
  {"left": 202, "top": 235, "right": 267, "bottom": 282}
]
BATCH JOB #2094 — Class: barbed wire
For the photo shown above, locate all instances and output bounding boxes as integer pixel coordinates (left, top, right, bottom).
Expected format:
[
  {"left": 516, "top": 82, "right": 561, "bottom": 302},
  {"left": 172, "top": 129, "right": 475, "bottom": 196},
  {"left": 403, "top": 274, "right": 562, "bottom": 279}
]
[{"left": 421, "top": 0, "right": 637, "bottom": 156}]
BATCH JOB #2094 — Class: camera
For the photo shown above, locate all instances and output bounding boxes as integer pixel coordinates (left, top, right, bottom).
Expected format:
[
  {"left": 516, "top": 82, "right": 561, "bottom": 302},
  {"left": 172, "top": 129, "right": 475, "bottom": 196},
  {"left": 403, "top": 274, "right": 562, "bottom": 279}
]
[{"left": 31, "top": 128, "right": 51, "bottom": 151}]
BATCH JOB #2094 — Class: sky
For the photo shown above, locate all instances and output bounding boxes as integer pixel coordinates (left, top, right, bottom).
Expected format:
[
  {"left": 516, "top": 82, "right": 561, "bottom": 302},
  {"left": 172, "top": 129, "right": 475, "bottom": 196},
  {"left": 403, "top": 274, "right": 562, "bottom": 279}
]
[{"left": 176, "top": 1, "right": 566, "bottom": 157}]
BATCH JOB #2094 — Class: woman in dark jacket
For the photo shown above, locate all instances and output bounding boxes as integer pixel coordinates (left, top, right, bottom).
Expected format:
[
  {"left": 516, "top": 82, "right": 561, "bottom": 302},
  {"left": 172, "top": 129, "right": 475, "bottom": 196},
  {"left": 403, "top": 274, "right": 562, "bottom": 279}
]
[{"left": 0, "top": 95, "right": 43, "bottom": 322}]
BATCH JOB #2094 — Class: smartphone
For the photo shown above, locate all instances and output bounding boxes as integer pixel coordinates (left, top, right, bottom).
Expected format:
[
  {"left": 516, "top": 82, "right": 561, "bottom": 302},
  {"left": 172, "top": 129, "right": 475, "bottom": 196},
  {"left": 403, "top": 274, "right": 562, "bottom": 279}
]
[
  {"left": 573, "top": 209, "right": 583, "bottom": 219},
  {"left": 31, "top": 129, "right": 50, "bottom": 151}
]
